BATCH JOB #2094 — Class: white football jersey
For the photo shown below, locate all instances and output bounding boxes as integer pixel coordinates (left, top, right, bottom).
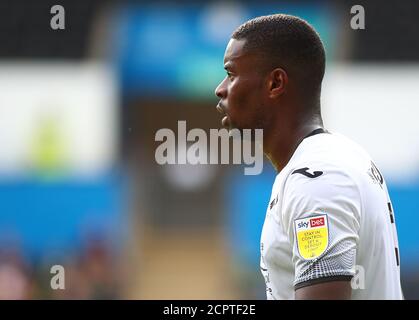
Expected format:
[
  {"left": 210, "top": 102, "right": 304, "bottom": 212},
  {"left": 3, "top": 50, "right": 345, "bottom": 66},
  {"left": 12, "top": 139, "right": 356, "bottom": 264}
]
[{"left": 260, "top": 129, "right": 403, "bottom": 299}]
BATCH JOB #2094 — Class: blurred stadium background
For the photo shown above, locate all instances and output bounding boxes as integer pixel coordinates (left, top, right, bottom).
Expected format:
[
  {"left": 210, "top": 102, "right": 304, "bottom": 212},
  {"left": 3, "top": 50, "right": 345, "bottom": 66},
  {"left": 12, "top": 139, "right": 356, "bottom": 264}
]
[{"left": 0, "top": 0, "right": 418, "bottom": 299}]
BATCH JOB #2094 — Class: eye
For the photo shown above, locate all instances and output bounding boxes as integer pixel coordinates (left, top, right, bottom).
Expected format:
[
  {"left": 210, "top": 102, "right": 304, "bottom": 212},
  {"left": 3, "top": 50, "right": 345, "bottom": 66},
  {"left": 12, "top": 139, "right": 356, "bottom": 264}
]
[{"left": 226, "top": 71, "right": 234, "bottom": 80}]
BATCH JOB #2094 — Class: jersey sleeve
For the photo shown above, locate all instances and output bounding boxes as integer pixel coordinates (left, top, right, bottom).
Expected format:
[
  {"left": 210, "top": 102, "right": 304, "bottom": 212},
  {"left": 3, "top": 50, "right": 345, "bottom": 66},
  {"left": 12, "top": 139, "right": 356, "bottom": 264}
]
[{"left": 282, "top": 166, "right": 361, "bottom": 290}]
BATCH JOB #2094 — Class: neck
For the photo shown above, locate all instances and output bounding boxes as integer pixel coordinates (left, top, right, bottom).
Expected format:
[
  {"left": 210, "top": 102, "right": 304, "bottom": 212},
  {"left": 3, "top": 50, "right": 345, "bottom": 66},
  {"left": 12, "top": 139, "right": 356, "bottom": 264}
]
[{"left": 264, "top": 113, "right": 323, "bottom": 173}]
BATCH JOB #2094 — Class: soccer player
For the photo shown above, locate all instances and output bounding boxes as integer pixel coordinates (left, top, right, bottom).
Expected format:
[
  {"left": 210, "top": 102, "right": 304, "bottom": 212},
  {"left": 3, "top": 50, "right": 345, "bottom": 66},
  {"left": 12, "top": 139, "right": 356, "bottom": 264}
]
[{"left": 214, "top": 14, "right": 403, "bottom": 299}]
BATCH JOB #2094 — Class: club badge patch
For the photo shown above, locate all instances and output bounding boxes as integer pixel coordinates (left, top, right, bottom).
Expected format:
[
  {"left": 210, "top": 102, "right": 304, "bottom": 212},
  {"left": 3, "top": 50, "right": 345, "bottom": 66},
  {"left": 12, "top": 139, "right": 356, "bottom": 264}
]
[{"left": 294, "top": 214, "right": 329, "bottom": 260}]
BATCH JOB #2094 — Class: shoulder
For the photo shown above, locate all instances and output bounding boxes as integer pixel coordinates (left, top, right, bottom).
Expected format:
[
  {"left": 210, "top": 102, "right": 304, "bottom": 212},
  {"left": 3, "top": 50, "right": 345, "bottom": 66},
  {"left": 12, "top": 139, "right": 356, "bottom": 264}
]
[
  {"left": 283, "top": 131, "right": 370, "bottom": 199},
  {"left": 283, "top": 160, "right": 360, "bottom": 208},
  {"left": 280, "top": 150, "right": 363, "bottom": 233}
]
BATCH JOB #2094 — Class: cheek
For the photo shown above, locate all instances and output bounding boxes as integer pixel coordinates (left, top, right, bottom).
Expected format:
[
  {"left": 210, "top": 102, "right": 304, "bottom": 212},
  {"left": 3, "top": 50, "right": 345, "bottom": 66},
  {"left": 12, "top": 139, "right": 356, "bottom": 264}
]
[
  {"left": 229, "top": 80, "right": 252, "bottom": 107},
  {"left": 239, "top": 90, "right": 267, "bottom": 128}
]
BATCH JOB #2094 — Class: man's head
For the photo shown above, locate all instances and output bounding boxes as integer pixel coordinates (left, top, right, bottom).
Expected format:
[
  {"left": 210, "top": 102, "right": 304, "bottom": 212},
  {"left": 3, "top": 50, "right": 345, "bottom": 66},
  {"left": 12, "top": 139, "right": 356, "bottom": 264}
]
[{"left": 215, "top": 14, "right": 326, "bottom": 132}]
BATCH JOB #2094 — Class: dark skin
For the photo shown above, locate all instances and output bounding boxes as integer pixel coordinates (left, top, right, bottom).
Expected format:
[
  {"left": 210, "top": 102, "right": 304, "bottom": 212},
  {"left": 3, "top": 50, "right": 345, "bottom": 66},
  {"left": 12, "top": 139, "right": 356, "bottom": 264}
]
[{"left": 215, "top": 38, "right": 351, "bottom": 300}]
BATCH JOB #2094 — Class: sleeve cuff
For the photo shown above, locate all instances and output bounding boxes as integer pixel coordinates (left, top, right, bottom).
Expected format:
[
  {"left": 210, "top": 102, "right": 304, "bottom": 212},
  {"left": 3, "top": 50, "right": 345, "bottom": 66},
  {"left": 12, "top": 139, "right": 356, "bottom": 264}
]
[{"left": 294, "top": 275, "right": 353, "bottom": 290}]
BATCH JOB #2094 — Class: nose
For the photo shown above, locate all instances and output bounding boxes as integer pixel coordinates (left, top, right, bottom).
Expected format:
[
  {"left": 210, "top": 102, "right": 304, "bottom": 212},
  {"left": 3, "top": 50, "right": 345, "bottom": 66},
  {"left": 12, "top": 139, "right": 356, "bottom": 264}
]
[{"left": 215, "top": 78, "right": 227, "bottom": 98}]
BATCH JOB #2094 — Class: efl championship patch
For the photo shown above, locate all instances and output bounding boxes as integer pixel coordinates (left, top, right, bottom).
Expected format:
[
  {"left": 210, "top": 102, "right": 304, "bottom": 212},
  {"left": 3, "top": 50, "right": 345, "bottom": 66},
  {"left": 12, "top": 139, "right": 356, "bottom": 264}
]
[{"left": 294, "top": 214, "right": 329, "bottom": 260}]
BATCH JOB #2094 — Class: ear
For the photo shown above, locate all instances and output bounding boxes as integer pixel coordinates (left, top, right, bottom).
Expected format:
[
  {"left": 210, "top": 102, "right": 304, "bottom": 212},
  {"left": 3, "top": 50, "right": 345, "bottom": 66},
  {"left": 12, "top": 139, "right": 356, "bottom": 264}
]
[{"left": 267, "top": 68, "right": 288, "bottom": 98}]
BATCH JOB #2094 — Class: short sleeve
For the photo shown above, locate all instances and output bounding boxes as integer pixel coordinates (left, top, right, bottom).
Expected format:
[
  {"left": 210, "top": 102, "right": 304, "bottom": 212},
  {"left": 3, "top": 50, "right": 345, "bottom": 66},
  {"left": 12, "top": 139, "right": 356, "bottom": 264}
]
[{"left": 282, "top": 166, "right": 361, "bottom": 290}]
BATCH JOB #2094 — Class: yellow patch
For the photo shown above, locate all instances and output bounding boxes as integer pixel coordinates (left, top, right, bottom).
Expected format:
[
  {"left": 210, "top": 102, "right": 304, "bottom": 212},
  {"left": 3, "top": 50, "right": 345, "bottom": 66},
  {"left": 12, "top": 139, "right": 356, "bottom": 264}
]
[{"left": 295, "top": 214, "right": 329, "bottom": 260}]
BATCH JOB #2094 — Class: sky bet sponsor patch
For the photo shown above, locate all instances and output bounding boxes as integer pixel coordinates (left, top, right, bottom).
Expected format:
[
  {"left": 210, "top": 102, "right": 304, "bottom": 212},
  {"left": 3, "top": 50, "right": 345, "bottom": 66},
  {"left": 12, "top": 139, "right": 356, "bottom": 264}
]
[{"left": 294, "top": 214, "right": 329, "bottom": 260}]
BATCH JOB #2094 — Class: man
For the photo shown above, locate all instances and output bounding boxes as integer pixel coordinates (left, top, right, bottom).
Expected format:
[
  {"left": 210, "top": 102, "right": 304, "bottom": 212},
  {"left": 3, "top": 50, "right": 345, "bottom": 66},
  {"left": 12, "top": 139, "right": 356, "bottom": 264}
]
[{"left": 214, "top": 14, "right": 403, "bottom": 299}]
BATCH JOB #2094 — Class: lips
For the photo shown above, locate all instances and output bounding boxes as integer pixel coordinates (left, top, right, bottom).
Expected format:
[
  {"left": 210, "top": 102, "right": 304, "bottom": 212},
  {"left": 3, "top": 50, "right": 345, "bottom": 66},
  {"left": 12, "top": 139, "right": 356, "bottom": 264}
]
[
  {"left": 216, "top": 103, "right": 230, "bottom": 128},
  {"left": 216, "top": 103, "right": 225, "bottom": 115}
]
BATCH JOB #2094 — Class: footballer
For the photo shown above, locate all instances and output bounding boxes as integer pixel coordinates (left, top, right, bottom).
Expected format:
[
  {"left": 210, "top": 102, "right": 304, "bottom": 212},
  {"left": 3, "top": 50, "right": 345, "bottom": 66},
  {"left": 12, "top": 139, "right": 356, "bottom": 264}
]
[{"left": 215, "top": 14, "right": 403, "bottom": 299}]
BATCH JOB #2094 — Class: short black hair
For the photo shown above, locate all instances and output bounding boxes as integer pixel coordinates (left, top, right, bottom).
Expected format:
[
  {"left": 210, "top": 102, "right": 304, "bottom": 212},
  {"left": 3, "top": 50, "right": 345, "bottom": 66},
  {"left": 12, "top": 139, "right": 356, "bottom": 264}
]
[{"left": 232, "top": 14, "right": 326, "bottom": 103}]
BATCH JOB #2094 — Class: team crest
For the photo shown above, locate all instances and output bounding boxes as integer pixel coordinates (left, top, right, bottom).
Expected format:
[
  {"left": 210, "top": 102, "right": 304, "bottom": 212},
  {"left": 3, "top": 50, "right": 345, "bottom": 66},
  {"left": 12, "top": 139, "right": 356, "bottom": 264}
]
[{"left": 294, "top": 214, "right": 329, "bottom": 260}]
